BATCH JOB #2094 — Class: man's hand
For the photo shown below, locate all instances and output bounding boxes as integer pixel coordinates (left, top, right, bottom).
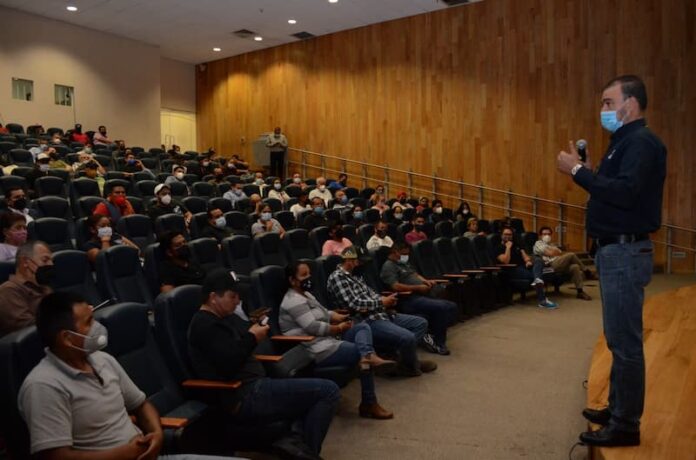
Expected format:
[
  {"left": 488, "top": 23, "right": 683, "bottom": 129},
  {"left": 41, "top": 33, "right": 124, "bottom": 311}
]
[
  {"left": 557, "top": 140, "right": 591, "bottom": 175},
  {"left": 525, "top": 260, "right": 533, "bottom": 268},
  {"left": 126, "top": 435, "right": 149, "bottom": 459},
  {"left": 381, "top": 293, "right": 398, "bottom": 307},
  {"left": 505, "top": 241, "right": 513, "bottom": 250},
  {"left": 418, "top": 284, "right": 431, "bottom": 295},
  {"left": 332, "top": 312, "right": 349, "bottom": 323},
  {"left": 136, "top": 432, "right": 162, "bottom": 460},
  {"left": 249, "top": 323, "right": 270, "bottom": 342}
]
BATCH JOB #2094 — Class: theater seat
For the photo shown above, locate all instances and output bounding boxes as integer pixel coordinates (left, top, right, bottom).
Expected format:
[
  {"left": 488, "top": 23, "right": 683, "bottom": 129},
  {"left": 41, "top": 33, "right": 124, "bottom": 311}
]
[
  {"left": 27, "top": 218, "right": 73, "bottom": 252},
  {"left": 181, "top": 196, "right": 208, "bottom": 215},
  {"left": 143, "top": 243, "right": 164, "bottom": 297},
  {"left": 208, "top": 197, "right": 232, "bottom": 213},
  {"left": 282, "top": 228, "right": 314, "bottom": 263},
  {"left": 223, "top": 211, "right": 249, "bottom": 235},
  {"left": 96, "top": 245, "right": 153, "bottom": 305},
  {"left": 273, "top": 210, "right": 295, "bottom": 230},
  {"left": 0, "top": 260, "right": 16, "bottom": 284},
  {"left": 315, "top": 255, "right": 343, "bottom": 309},
  {"left": 32, "top": 196, "right": 72, "bottom": 220},
  {"left": 155, "top": 214, "right": 188, "bottom": 239},
  {"left": 308, "top": 226, "right": 329, "bottom": 256},
  {"left": 50, "top": 250, "right": 103, "bottom": 305},
  {"left": 189, "top": 238, "right": 223, "bottom": 272},
  {"left": 116, "top": 214, "right": 155, "bottom": 251},
  {"left": 8, "top": 149, "right": 33, "bottom": 167},
  {"left": 251, "top": 232, "right": 288, "bottom": 268},
  {"left": 222, "top": 235, "right": 254, "bottom": 277},
  {"left": 78, "top": 196, "right": 107, "bottom": 218}
]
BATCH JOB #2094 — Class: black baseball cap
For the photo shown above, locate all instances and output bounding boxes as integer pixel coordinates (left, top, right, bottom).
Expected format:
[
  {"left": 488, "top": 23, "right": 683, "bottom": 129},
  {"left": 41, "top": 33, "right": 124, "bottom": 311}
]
[{"left": 201, "top": 268, "right": 240, "bottom": 300}]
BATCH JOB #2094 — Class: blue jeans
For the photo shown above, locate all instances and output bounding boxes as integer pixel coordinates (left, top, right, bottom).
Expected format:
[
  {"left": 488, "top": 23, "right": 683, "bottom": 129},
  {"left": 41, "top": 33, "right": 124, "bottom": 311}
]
[
  {"left": 318, "top": 339, "right": 377, "bottom": 404},
  {"left": 367, "top": 313, "right": 428, "bottom": 370},
  {"left": 509, "top": 263, "right": 546, "bottom": 302},
  {"left": 235, "top": 377, "right": 340, "bottom": 454},
  {"left": 398, "top": 295, "right": 458, "bottom": 347},
  {"left": 595, "top": 239, "right": 653, "bottom": 432}
]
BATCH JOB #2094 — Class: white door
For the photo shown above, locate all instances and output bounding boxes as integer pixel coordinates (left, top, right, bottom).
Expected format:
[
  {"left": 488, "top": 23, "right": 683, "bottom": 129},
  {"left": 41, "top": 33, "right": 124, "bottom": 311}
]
[{"left": 160, "top": 109, "right": 197, "bottom": 152}]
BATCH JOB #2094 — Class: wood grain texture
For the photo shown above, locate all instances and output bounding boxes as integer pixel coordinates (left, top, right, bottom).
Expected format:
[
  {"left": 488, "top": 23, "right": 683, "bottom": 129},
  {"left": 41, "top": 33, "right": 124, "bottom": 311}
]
[
  {"left": 197, "top": 0, "right": 696, "bottom": 271},
  {"left": 587, "top": 284, "right": 696, "bottom": 459}
]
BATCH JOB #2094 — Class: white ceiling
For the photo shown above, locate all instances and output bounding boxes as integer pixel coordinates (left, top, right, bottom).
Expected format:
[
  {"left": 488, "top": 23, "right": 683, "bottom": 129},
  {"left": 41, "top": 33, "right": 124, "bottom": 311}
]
[{"left": 0, "top": 0, "right": 474, "bottom": 64}]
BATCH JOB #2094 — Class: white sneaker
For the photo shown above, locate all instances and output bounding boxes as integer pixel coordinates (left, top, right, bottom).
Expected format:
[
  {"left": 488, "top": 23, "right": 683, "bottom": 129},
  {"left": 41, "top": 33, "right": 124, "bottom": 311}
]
[{"left": 531, "top": 278, "right": 544, "bottom": 286}]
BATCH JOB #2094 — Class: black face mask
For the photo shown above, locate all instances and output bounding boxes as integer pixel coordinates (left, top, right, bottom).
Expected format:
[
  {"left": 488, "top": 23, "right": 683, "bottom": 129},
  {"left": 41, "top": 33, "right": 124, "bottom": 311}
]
[
  {"left": 414, "top": 224, "right": 424, "bottom": 232},
  {"left": 175, "top": 245, "right": 190, "bottom": 260},
  {"left": 352, "top": 265, "right": 364, "bottom": 277},
  {"left": 12, "top": 198, "right": 27, "bottom": 210},
  {"left": 215, "top": 174, "right": 224, "bottom": 180},
  {"left": 333, "top": 229, "right": 344, "bottom": 239},
  {"left": 300, "top": 278, "right": 313, "bottom": 291},
  {"left": 35, "top": 265, "right": 55, "bottom": 286},
  {"left": 376, "top": 230, "right": 387, "bottom": 238}
]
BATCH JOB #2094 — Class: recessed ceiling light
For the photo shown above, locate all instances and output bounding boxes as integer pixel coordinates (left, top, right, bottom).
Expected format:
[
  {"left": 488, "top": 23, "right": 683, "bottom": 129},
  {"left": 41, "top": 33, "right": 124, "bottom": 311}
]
[
  {"left": 213, "top": 47, "right": 221, "bottom": 52},
  {"left": 288, "top": 19, "right": 297, "bottom": 24},
  {"left": 254, "top": 36, "right": 263, "bottom": 41},
  {"left": 328, "top": 0, "right": 339, "bottom": 3},
  {"left": 66, "top": 5, "right": 78, "bottom": 11}
]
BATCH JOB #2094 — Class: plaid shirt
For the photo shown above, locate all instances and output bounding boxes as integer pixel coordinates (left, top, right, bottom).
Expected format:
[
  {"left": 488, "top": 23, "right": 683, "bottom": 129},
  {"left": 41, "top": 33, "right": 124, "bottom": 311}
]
[{"left": 326, "top": 266, "right": 390, "bottom": 322}]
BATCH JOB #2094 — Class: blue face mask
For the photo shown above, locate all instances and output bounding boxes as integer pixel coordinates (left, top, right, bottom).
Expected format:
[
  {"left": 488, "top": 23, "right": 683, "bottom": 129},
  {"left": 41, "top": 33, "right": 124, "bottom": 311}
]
[
  {"left": 600, "top": 110, "right": 624, "bottom": 133},
  {"left": 353, "top": 211, "right": 363, "bottom": 220},
  {"left": 314, "top": 206, "right": 324, "bottom": 216}
]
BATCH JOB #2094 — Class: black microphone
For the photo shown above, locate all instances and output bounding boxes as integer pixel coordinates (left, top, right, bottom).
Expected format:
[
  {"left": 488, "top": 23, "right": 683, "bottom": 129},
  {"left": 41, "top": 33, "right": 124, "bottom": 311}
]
[{"left": 576, "top": 139, "right": 587, "bottom": 163}]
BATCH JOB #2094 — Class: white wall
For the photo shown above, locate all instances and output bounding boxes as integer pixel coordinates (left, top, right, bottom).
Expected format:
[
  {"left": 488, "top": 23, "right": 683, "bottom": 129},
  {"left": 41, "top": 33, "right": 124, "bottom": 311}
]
[
  {"left": 0, "top": 7, "right": 161, "bottom": 148},
  {"left": 160, "top": 57, "right": 195, "bottom": 113}
]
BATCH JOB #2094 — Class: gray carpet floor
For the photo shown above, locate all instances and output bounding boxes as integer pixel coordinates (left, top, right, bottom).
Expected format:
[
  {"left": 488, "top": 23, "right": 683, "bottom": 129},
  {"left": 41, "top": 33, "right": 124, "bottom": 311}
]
[{"left": 315, "top": 274, "right": 695, "bottom": 460}]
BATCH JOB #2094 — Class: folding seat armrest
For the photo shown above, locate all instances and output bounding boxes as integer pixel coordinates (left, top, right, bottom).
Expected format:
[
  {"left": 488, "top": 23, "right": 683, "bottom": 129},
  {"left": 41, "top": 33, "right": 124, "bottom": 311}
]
[
  {"left": 381, "top": 290, "right": 412, "bottom": 296},
  {"left": 254, "top": 354, "right": 283, "bottom": 362},
  {"left": 271, "top": 335, "right": 315, "bottom": 342},
  {"left": 426, "top": 279, "right": 450, "bottom": 283},
  {"left": 461, "top": 269, "right": 485, "bottom": 274},
  {"left": 160, "top": 417, "right": 190, "bottom": 429},
  {"left": 181, "top": 379, "right": 242, "bottom": 390},
  {"left": 442, "top": 273, "right": 470, "bottom": 279},
  {"left": 496, "top": 263, "right": 517, "bottom": 268},
  {"left": 479, "top": 266, "right": 502, "bottom": 271}
]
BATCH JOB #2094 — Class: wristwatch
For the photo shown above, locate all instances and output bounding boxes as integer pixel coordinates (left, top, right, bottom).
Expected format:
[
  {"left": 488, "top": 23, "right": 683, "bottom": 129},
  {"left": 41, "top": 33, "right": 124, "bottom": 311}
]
[{"left": 571, "top": 164, "right": 583, "bottom": 176}]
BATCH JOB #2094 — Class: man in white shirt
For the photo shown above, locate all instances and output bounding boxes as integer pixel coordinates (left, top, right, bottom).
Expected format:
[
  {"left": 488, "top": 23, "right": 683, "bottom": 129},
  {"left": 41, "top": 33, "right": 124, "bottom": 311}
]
[
  {"left": 5, "top": 187, "right": 38, "bottom": 224},
  {"left": 366, "top": 220, "right": 394, "bottom": 251},
  {"left": 533, "top": 226, "right": 593, "bottom": 300},
  {"left": 266, "top": 127, "right": 288, "bottom": 179},
  {"left": 308, "top": 177, "right": 332, "bottom": 207},
  {"left": 93, "top": 125, "right": 113, "bottom": 147}
]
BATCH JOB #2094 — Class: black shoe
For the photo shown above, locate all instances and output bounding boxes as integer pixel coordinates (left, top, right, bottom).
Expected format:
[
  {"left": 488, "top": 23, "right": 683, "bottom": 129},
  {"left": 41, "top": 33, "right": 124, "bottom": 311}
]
[
  {"left": 419, "top": 333, "right": 439, "bottom": 354},
  {"left": 579, "top": 425, "right": 640, "bottom": 447},
  {"left": 271, "top": 435, "right": 322, "bottom": 460},
  {"left": 435, "top": 344, "right": 451, "bottom": 356},
  {"left": 582, "top": 407, "right": 611, "bottom": 425}
]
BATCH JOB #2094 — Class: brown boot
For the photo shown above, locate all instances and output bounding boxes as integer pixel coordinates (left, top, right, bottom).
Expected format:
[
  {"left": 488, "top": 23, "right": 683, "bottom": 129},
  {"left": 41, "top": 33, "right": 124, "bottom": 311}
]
[
  {"left": 359, "top": 402, "right": 394, "bottom": 420},
  {"left": 361, "top": 353, "right": 397, "bottom": 371},
  {"left": 577, "top": 291, "right": 592, "bottom": 301}
]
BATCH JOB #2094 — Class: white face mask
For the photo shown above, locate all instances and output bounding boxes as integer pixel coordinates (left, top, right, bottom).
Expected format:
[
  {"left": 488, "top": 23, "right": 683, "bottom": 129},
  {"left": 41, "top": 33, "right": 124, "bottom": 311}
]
[
  {"left": 97, "top": 226, "right": 113, "bottom": 238},
  {"left": 39, "top": 163, "right": 50, "bottom": 172},
  {"left": 318, "top": 185, "right": 326, "bottom": 192},
  {"left": 274, "top": 183, "right": 282, "bottom": 190},
  {"left": 433, "top": 207, "right": 443, "bottom": 214},
  {"left": 175, "top": 172, "right": 184, "bottom": 180},
  {"left": 399, "top": 255, "right": 409, "bottom": 264},
  {"left": 293, "top": 177, "right": 301, "bottom": 184},
  {"left": 214, "top": 216, "right": 226, "bottom": 228},
  {"left": 541, "top": 235, "right": 552, "bottom": 243},
  {"left": 160, "top": 194, "right": 172, "bottom": 205}
]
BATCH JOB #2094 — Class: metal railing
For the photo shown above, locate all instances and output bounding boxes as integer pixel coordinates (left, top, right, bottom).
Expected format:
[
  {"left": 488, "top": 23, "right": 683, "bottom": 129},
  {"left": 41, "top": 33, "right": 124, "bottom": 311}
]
[{"left": 287, "top": 147, "right": 696, "bottom": 274}]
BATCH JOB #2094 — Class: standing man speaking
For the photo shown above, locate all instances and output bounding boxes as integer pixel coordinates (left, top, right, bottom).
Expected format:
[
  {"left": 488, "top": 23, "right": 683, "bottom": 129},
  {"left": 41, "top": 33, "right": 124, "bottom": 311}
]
[
  {"left": 557, "top": 75, "right": 666, "bottom": 447},
  {"left": 266, "top": 126, "right": 288, "bottom": 179}
]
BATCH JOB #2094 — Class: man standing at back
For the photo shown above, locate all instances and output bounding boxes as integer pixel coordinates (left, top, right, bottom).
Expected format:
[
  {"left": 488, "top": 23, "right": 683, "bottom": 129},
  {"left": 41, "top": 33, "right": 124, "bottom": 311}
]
[
  {"left": 266, "top": 127, "right": 288, "bottom": 179},
  {"left": 557, "top": 75, "right": 666, "bottom": 447}
]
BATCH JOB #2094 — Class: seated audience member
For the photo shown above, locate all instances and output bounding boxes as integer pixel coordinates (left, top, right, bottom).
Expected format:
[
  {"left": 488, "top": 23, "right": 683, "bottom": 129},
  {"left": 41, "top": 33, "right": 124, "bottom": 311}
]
[
  {"left": 122, "top": 150, "right": 155, "bottom": 178},
  {"left": 28, "top": 138, "right": 49, "bottom": 161},
  {"left": 455, "top": 201, "right": 476, "bottom": 222},
  {"left": 366, "top": 220, "right": 394, "bottom": 250},
  {"left": 290, "top": 191, "right": 311, "bottom": 218},
  {"left": 0, "top": 123, "right": 8, "bottom": 134},
  {"left": 291, "top": 172, "right": 308, "bottom": 189},
  {"left": 0, "top": 241, "right": 53, "bottom": 337},
  {"left": 496, "top": 226, "right": 558, "bottom": 309},
  {"left": 207, "top": 167, "right": 228, "bottom": 186},
  {"left": 83, "top": 214, "right": 139, "bottom": 264},
  {"left": 158, "top": 231, "right": 206, "bottom": 293},
  {"left": 392, "top": 192, "right": 412, "bottom": 209},
  {"left": 192, "top": 157, "right": 216, "bottom": 178},
  {"left": 381, "top": 243, "right": 458, "bottom": 355},
  {"left": 5, "top": 187, "right": 38, "bottom": 224},
  {"left": 0, "top": 213, "right": 28, "bottom": 261},
  {"left": 429, "top": 199, "right": 446, "bottom": 224},
  {"left": 113, "top": 140, "right": 128, "bottom": 156},
  {"left": 167, "top": 144, "right": 182, "bottom": 157},
  {"left": 92, "top": 124, "right": 113, "bottom": 147},
  {"left": 25, "top": 153, "right": 52, "bottom": 188},
  {"left": 222, "top": 178, "right": 248, "bottom": 209},
  {"left": 82, "top": 161, "right": 106, "bottom": 195},
  {"left": 321, "top": 221, "right": 353, "bottom": 256},
  {"left": 326, "top": 246, "right": 436, "bottom": 377},
  {"left": 19, "top": 292, "right": 228, "bottom": 460},
  {"left": 48, "top": 148, "right": 72, "bottom": 173},
  {"left": 253, "top": 171, "right": 266, "bottom": 188},
  {"left": 267, "top": 179, "right": 291, "bottom": 204},
  {"left": 463, "top": 217, "right": 485, "bottom": 238},
  {"left": 50, "top": 132, "right": 64, "bottom": 145},
  {"left": 149, "top": 184, "right": 193, "bottom": 223},
  {"left": 416, "top": 197, "right": 430, "bottom": 213},
  {"left": 309, "top": 177, "right": 332, "bottom": 206},
  {"left": 251, "top": 204, "right": 285, "bottom": 238},
  {"left": 303, "top": 197, "right": 329, "bottom": 231},
  {"left": 72, "top": 149, "right": 105, "bottom": 175},
  {"left": 371, "top": 195, "right": 389, "bottom": 215},
  {"left": 328, "top": 173, "right": 348, "bottom": 191},
  {"left": 69, "top": 123, "right": 89, "bottom": 144},
  {"left": 331, "top": 190, "right": 350, "bottom": 210},
  {"left": 373, "top": 184, "right": 386, "bottom": 197},
  {"left": 230, "top": 154, "right": 249, "bottom": 173},
  {"left": 281, "top": 261, "right": 394, "bottom": 419},
  {"left": 200, "top": 207, "right": 233, "bottom": 243},
  {"left": 347, "top": 205, "right": 365, "bottom": 227},
  {"left": 165, "top": 165, "right": 190, "bottom": 194},
  {"left": 188, "top": 269, "right": 340, "bottom": 458},
  {"left": 533, "top": 226, "right": 592, "bottom": 300},
  {"left": 92, "top": 184, "right": 134, "bottom": 224},
  {"left": 405, "top": 214, "right": 428, "bottom": 245},
  {"left": 390, "top": 205, "right": 405, "bottom": 224}
]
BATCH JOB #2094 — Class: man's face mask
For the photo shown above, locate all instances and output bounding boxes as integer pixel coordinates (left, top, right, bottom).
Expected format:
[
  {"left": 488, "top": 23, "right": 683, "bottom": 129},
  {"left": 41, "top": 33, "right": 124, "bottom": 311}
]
[
  {"left": 67, "top": 321, "right": 108, "bottom": 354},
  {"left": 214, "top": 216, "right": 227, "bottom": 228}
]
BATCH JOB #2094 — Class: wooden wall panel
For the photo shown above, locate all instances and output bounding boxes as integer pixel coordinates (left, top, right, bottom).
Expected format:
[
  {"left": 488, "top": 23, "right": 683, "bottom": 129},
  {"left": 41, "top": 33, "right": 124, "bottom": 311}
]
[{"left": 197, "top": 0, "right": 696, "bottom": 271}]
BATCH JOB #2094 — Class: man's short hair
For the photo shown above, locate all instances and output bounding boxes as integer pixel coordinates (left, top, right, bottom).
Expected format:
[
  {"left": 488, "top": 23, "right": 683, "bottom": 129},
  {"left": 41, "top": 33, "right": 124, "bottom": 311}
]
[
  {"left": 603, "top": 75, "right": 648, "bottom": 110},
  {"left": 207, "top": 207, "right": 222, "bottom": 219},
  {"left": 4, "top": 186, "right": 23, "bottom": 200},
  {"left": 157, "top": 231, "right": 184, "bottom": 251},
  {"left": 392, "top": 242, "right": 410, "bottom": 253},
  {"left": 500, "top": 225, "right": 514, "bottom": 234},
  {"left": 539, "top": 226, "right": 553, "bottom": 235},
  {"left": 467, "top": 217, "right": 477, "bottom": 226},
  {"left": 15, "top": 241, "right": 49, "bottom": 269},
  {"left": 412, "top": 213, "right": 425, "bottom": 222},
  {"left": 376, "top": 219, "right": 388, "bottom": 227},
  {"left": 36, "top": 292, "right": 86, "bottom": 348}
]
